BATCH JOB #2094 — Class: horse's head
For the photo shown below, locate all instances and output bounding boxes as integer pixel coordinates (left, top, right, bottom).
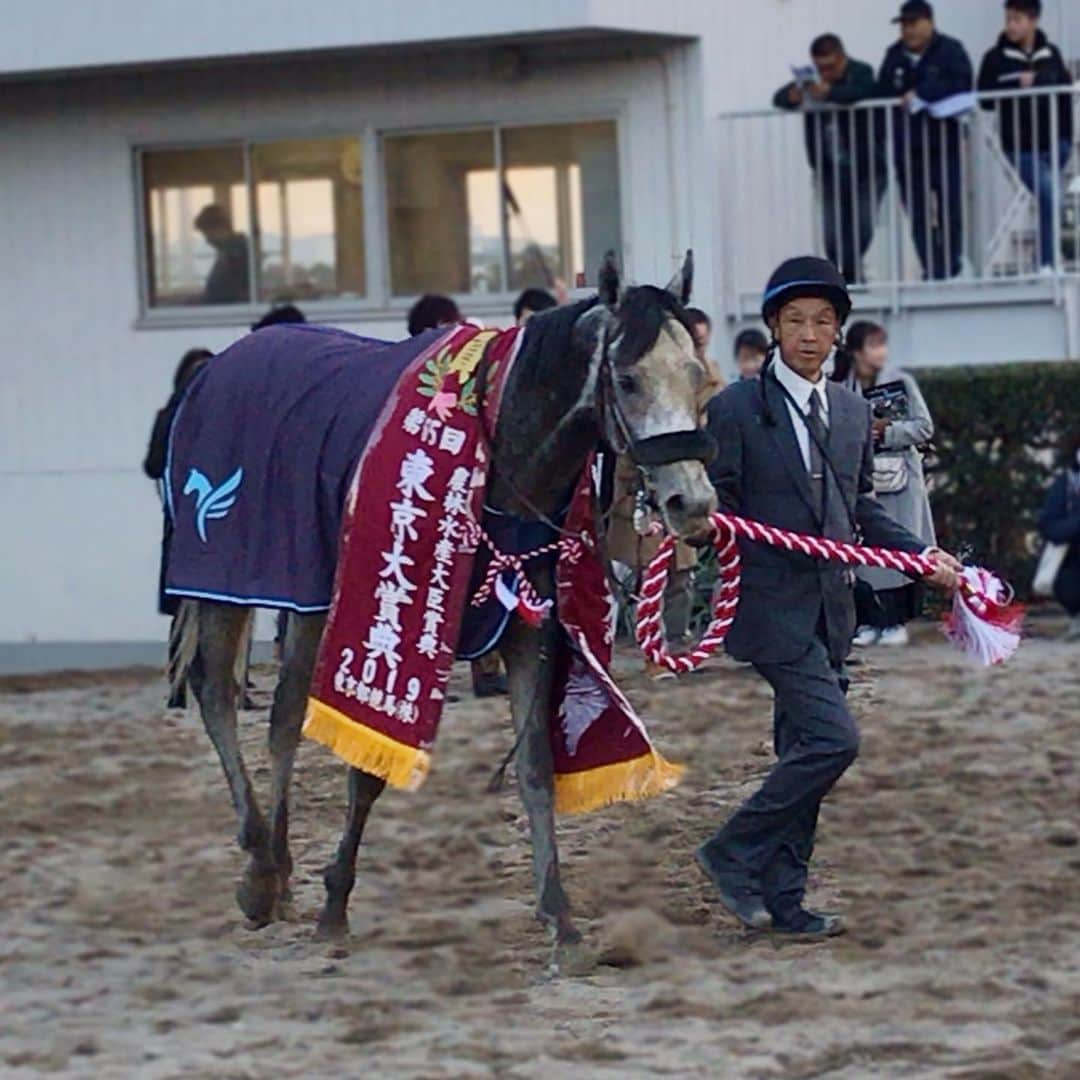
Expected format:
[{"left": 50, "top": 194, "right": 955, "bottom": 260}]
[{"left": 587, "top": 252, "right": 718, "bottom": 545}]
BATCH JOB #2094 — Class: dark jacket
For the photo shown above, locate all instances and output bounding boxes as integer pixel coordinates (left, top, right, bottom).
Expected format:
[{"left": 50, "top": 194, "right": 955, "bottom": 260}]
[
  {"left": 145, "top": 364, "right": 209, "bottom": 615},
  {"left": 977, "top": 31, "right": 1074, "bottom": 154},
  {"left": 144, "top": 392, "right": 183, "bottom": 481},
  {"left": 1038, "top": 470, "right": 1080, "bottom": 613},
  {"left": 705, "top": 371, "right": 925, "bottom": 666},
  {"left": 878, "top": 31, "right": 974, "bottom": 105},
  {"left": 773, "top": 59, "right": 884, "bottom": 181},
  {"left": 204, "top": 234, "right": 251, "bottom": 304}
]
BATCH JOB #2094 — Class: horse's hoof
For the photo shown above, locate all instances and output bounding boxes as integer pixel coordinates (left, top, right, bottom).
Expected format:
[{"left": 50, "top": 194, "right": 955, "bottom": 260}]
[
  {"left": 313, "top": 912, "right": 350, "bottom": 942},
  {"left": 554, "top": 938, "right": 597, "bottom": 977},
  {"left": 236, "top": 865, "right": 279, "bottom": 928}
]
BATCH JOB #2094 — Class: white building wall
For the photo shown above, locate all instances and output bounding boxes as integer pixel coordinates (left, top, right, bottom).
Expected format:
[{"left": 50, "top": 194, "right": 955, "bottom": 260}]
[
  {"left": 0, "top": 48, "right": 684, "bottom": 654},
  {"left": 6, "top": 1, "right": 1076, "bottom": 89}
]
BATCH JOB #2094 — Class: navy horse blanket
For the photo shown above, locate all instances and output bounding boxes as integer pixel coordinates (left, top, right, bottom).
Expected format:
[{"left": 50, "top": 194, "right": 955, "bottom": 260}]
[{"left": 165, "top": 324, "right": 439, "bottom": 611}]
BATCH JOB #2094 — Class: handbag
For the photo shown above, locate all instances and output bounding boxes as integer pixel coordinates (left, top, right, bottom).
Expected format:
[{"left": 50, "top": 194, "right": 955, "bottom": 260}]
[
  {"left": 872, "top": 453, "right": 909, "bottom": 495},
  {"left": 1032, "top": 542, "right": 1067, "bottom": 598}
]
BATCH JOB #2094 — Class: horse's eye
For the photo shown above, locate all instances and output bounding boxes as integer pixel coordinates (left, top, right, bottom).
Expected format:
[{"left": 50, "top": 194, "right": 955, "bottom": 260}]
[{"left": 617, "top": 373, "right": 640, "bottom": 394}]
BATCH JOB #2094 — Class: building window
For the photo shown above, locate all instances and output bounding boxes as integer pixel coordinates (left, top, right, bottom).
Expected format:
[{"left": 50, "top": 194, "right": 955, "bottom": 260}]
[
  {"left": 383, "top": 120, "right": 620, "bottom": 298},
  {"left": 140, "top": 137, "right": 365, "bottom": 308}
]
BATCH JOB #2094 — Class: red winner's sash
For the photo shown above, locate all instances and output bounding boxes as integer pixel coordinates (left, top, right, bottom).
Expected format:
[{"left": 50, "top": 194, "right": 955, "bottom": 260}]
[{"left": 304, "top": 324, "right": 513, "bottom": 788}]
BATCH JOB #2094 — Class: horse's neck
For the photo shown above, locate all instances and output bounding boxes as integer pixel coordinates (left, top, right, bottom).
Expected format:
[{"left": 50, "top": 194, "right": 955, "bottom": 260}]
[{"left": 490, "top": 335, "right": 599, "bottom": 517}]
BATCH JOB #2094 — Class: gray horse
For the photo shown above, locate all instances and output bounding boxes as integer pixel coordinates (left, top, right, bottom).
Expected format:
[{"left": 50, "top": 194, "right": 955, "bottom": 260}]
[{"left": 170, "top": 255, "right": 717, "bottom": 950}]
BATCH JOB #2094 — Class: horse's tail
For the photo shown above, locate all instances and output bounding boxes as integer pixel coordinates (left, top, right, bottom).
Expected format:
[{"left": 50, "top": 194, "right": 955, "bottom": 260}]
[
  {"left": 234, "top": 607, "right": 254, "bottom": 693},
  {"left": 168, "top": 600, "right": 255, "bottom": 702},
  {"left": 168, "top": 600, "right": 200, "bottom": 699}
]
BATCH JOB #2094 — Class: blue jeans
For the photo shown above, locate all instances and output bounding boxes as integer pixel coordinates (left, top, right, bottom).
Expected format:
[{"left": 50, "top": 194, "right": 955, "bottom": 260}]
[{"left": 1017, "top": 140, "right": 1073, "bottom": 268}]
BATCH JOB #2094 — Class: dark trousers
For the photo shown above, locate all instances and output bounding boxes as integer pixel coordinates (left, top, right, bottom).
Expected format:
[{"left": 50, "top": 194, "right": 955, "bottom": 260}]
[
  {"left": 897, "top": 145, "right": 964, "bottom": 280},
  {"left": 855, "top": 580, "right": 924, "bottom": 629},
  {"left": 704, "top": 632, "right": 859, "bottom": 921},
  {"left": 821, "top": 171, "right": 884, "bottom": 285}
]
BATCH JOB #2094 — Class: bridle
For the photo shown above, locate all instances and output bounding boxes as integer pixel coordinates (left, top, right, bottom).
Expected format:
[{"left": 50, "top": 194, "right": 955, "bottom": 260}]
[
  {"left": 476, "top": 314, "right": 717, "bottom": 535},
  {"left": 595, "top": 321, "right": 718, "bottom": 504}
]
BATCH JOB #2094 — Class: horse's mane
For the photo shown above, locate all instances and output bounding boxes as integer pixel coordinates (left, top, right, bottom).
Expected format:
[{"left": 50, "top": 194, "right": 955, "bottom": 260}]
[
  {"left": 613, "top": 285, "right": 694, "bottom": 368},
  {"left": 513, "top": 295, "right": 600, "bottom": 381}
]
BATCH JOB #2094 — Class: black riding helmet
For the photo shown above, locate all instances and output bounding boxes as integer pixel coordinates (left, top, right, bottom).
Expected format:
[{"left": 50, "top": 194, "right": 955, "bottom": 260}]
[{"left": 761, "top": 256, "right": 852, "bottom": 325}]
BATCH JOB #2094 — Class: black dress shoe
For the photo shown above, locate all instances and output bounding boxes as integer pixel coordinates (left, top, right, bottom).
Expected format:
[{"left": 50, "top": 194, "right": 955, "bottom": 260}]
[
  {"left": 771, "top": 909, "right": 846, "bottom": 937},
  {"left": 694, "top": 846, "right": 771, "bottom": 930}
]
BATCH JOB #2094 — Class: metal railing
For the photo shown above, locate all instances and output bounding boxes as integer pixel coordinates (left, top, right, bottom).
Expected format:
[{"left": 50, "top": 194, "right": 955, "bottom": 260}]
[{"left": 715, "top": 85, "right": 1080, "bottom": 318}]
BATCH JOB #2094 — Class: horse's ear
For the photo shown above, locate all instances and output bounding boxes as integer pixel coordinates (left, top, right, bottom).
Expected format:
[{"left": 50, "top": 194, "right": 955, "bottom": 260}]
[
  {"left": 598, "top": 250, "right": 621, "bottom": 309},
  {"left": 666, "top": 249, "right": 694, "bottom": 305}
]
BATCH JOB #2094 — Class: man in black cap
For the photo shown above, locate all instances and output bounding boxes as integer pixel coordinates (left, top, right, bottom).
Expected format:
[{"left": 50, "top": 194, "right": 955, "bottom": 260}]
[
  {"left": 978, "top": 0, "right": 1074, "bottom": 272},
  {"left": 700, "top": 256, "right": 960, "bottom": 936},
  {"left": 773, "top": 34, "right": 886, "bottom": 284},
  {"left": 877, "top": 1, "right": 974, "bottom": 280}
]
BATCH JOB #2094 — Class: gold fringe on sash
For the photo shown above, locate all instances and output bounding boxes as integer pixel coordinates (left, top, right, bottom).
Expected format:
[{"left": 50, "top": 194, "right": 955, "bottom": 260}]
[
  {"left": 303, "top": 698, "right": 431, "bottom": 791},
  {"left": 553, "top": 750, "right": 684, "bottom": 816}
]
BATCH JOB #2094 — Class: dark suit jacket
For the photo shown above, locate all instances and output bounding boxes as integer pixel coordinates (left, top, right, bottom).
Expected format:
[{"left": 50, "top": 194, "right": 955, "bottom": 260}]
[{"left": 705, "top": 371, "right": 926, "bottom": 666}]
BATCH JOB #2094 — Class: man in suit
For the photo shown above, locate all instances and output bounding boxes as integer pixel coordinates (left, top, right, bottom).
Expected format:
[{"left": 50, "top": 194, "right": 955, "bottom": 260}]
[{"left": 699, "top": 256, "right": 960, "bottom": 937}]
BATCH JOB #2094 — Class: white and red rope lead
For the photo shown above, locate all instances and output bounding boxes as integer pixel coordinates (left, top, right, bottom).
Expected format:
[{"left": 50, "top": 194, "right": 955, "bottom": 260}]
[{"left": 636, "top": 512, "right": 1025, "bottom": 672}]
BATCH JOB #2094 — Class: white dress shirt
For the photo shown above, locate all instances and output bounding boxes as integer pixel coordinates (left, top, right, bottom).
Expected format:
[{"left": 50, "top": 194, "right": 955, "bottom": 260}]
[{"left": 773, "top": 357, "right": 829, "bottom": 472}]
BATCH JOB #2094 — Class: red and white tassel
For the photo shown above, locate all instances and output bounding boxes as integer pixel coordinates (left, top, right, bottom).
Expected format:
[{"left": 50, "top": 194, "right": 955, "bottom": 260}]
[{"left": 942, "top": 566, "right": 1024, "bottom": 666}]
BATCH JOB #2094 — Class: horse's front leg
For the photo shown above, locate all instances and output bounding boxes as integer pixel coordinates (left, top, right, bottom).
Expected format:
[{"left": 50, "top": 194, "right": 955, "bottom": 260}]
[
  {"left": 500, "top": 620, "right": 581, "bottom": 947},
  {"left": 316, "top": 767, "right": 386, "bottom": 940},
  {"left": 266, "top": 611, "right": 325, "bottom": 912}
]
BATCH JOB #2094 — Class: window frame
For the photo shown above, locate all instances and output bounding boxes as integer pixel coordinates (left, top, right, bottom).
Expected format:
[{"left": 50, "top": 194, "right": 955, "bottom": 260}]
[
  {"left": 376, "top": 113, "right": 626, "bottom": 314},
  {"left": 132, "top": 108, "right": 625, "bottom": 329}
]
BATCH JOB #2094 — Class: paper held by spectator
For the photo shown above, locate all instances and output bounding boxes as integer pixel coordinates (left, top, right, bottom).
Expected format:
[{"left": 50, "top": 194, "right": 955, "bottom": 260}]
[{"left": 908, "top": 91, "right": 976, "bottom": 119}]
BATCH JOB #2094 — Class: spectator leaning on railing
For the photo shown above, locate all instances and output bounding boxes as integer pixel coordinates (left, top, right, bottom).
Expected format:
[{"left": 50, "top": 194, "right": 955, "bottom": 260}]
[
  {"left": 773, "top": 34, "right": 884, "bottom": 285},
  {"left": 877, "top": 1, "right": 974, "bottom": 281},
  {"left": 977, "top": 0, "right": 1075, "bottom": 273}
]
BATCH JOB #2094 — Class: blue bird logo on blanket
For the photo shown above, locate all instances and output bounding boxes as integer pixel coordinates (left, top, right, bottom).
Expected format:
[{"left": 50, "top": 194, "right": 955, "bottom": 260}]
[{"left": 183, "top": 467, "right": 244, "bottom": 542}]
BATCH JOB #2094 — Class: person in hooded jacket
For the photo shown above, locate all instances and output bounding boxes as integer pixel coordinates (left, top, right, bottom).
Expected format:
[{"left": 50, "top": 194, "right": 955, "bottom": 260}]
[{"left": 978, "top": 0, "right": 1075, "bottom": 272}]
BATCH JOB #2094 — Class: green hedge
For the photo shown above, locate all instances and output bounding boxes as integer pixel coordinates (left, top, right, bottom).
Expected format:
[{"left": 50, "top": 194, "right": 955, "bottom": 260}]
[{"left": 918, "top": 361, "right": 1080, "bottom": 598}]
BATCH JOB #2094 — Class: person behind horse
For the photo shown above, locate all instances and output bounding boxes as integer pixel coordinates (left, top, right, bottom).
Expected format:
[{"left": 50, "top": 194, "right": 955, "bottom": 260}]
[
  {"left": 734, "top": 329, "right": 769, "bottom": 381},
  {"left": 834, "top": 320, "right": 938, "bottom": 648},
  {"left": 144, "top": 347, "right": 213, "bottom": 708},
  {"left": 405, "top": 293, "right": 508, "bottom": 698},
  {"left": 1038, "top": 429, "right": 1080, "bottom": 641},
  {"left": 514, "top": 288, "right": 557, "bottom": 326},
  {"left": 700, "top": 256, "right": 960, "bottom": 936}
]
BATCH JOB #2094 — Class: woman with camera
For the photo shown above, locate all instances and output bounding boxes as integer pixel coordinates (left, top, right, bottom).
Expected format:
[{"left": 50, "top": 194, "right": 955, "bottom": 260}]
[{"left": 833, "top": 321, "right": 937, "bottom": 646}]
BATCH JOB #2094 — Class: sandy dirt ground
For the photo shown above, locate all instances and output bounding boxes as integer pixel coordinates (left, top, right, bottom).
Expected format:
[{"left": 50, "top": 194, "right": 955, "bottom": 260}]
[{"left": 2, "top": 623, "right": 1078, "bottom": 1079}]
